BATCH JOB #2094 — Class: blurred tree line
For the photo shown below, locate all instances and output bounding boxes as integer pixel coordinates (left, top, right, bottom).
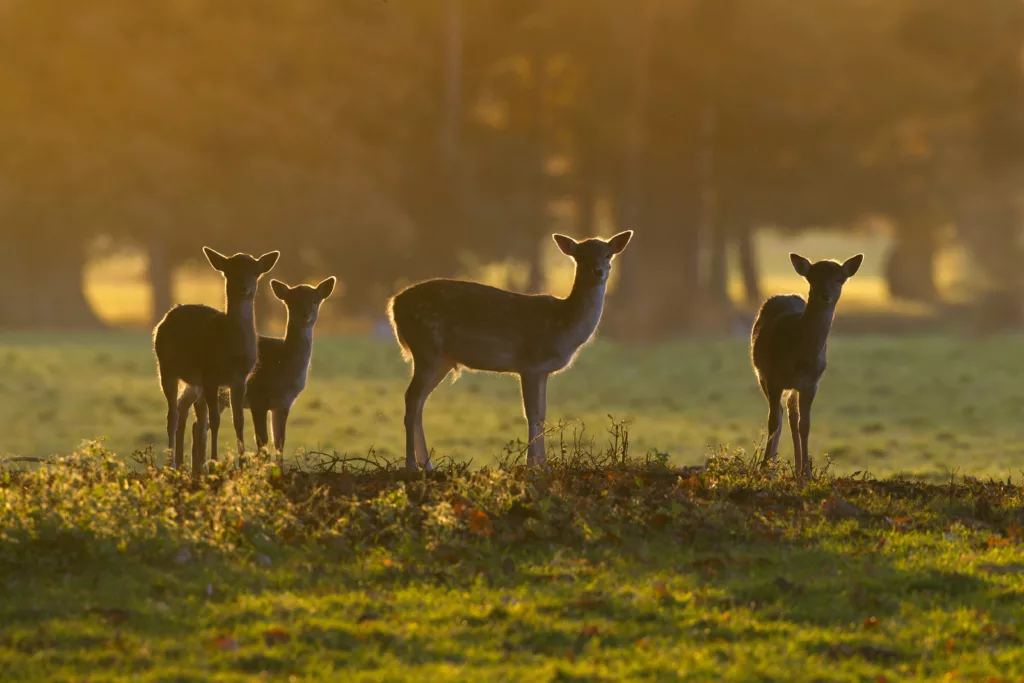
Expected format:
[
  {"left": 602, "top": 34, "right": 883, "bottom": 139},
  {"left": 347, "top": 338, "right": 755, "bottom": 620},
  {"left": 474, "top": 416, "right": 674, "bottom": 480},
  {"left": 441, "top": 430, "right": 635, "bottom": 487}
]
[{"left": 1, "top": 0, "right": 1023, "bottom": 337}]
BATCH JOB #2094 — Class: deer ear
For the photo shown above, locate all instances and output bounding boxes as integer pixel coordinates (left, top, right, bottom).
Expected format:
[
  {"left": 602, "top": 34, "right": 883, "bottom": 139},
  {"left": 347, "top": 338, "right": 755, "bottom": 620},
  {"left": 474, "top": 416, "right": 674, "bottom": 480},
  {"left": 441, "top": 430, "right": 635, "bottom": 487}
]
[
  {"left": 552, "top": 234, "right": 578, "bottom": 257},
  {"left": 257, "top": 251, "right": 280, "bottom": 274},
  {"left": 203, "top": 247, "right": 229, "bottom": 272},
  {"left": 790, "top": 253, "right": 812, "bottom": 277},
  {"left": 316, "top": 277, "right": 337, "bottom": 300},
  {"left": 842, "top": 253, "right": 864, "bottom": 278},
  {"left": 270, "top": 279, "right": 290, "bottom": 301},
  {"left": 607, "top": 230, "right": 633, "bottom": 255}
]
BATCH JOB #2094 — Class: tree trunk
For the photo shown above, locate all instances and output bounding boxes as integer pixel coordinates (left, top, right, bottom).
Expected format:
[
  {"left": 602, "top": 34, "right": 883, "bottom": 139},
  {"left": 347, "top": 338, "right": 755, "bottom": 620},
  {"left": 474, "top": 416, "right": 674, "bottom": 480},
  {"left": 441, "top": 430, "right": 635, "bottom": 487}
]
[
  {"left": 884, "top": 220, "right": 939, "bottom": 302},
  {"left": 147, "top": 235, "right": 175, "bottom": 325},
  {"left": 0, "top": 235, "right": 103, "bottom": 329},
  {"left": 707, "top": 223, "right": 728, "bottom": 304},
  {"left": 736, "top": 225, "right": 762, "bottom": 306}
]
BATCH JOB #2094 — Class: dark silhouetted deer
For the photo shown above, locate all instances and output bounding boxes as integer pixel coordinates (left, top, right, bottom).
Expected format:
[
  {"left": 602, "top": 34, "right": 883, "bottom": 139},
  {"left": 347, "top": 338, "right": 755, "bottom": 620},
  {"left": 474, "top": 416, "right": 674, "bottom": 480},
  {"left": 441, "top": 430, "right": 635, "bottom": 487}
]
[
  {"left": 153, "top": 247, "right": 280, "bottom": 468},
  {"left": 751, "top": 253, "right": 863, "bottom": 481},
  {"left": 176, "top": 277, "right": 336, "bottom": 471},
  {"left": 388, "top": 231, "right": 633, "bottom": 471}
]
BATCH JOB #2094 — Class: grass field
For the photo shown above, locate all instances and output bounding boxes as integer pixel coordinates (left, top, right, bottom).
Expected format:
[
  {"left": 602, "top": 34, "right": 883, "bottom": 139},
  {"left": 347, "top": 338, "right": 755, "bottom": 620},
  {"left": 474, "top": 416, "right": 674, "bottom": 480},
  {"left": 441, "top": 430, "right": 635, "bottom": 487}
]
[
  {"left": 4, "top": 445, "right": 1024, "bottom": 681},
  {"left": 5, "top": 233, "right": 1022, "bottom": 680},
  {"left": 1, "top": 331, "right": 1024, "bottom": 480}
]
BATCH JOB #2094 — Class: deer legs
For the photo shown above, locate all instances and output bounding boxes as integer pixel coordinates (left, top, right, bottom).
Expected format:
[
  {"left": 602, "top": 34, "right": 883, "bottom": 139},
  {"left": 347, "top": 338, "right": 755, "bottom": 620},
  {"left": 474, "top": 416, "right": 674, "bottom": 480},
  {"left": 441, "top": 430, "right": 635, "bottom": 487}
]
[
  {"left": 797, "top": 387, "right": 816, "bottom": 481},
  {"left": 761, "top": 383, "right": 815, "bottom": 481},
  {"left": 403, "top": 359, "right": 454, "bottom": 472},
  {"left": 229, "top": 381, "right": 247, "bottom": 457},
  {"left": 520, "top": 372, "right": 549, "bottom": 467},
  {"left": 252, "top": 407, "right": 270, "bottom": 452},
  {"left": 271, "top": 407, "right": 290, "bottom": 458},
  {"left": 161, "top": 373, "right": 180, "bottom": 468},
  {"left": 761, "top": 383, "right": 784, "bottom": 468},
  {"left": 787, "top": 391, "right": 802, "bottom": 475}
]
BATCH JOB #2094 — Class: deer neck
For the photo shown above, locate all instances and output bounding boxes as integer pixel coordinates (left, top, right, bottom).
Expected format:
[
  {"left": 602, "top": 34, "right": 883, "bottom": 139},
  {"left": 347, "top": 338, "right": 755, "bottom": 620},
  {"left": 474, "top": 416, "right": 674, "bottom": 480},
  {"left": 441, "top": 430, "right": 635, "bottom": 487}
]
[
  {"left": 563, "top": 271, "right": 608, "bottom": 339},
  {"left": 797, "top": 297, "right": 836, "bottom": 354},
  {"left": 283, "top": 317, "right": 315, "bottom": 364},
  {"left": 225, "top": 295, "right": 257, "bottom": 338}
]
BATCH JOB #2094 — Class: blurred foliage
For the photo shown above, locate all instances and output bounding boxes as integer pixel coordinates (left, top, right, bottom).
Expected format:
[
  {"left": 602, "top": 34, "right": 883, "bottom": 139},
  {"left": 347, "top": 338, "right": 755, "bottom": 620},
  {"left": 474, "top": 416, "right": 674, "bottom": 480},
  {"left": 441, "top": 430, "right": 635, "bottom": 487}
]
[{"left": 1, "top": 0, "right": 1023, "bottom": 334}]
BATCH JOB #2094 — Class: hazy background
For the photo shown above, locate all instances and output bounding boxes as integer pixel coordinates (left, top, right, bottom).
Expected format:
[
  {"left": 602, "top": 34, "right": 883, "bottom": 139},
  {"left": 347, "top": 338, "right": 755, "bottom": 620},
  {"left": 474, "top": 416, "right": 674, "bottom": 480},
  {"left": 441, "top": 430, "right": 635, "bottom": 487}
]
[{"left": 2, "top": 0, "right": 1023, "bottom": 338}]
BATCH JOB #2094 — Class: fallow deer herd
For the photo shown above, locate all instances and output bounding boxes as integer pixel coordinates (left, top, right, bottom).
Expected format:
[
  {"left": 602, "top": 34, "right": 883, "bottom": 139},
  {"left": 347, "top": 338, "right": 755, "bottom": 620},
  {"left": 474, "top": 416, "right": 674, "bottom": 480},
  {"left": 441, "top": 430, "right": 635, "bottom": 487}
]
[{"left": 153, "top": 236, "right": 863, "bottom": 483}]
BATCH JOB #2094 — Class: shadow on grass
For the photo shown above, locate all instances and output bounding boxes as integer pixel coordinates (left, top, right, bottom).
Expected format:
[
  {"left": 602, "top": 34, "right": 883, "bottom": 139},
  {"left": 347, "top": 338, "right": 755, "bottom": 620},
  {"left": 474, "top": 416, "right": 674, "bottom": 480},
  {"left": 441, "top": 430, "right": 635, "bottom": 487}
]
[{"left": 2, "top": 443, "right": 1024, "bottom": 677}]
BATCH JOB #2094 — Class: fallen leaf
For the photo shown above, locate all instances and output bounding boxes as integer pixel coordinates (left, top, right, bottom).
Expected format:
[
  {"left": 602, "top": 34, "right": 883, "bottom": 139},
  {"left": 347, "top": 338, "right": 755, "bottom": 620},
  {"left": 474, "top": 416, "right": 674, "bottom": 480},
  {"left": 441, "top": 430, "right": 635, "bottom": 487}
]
[
  {"left": 680, "top": 475, "right": 701, "bottom": 491},
  {"left": 986, "top": 535, "right": 1011, "bottom": 549},
  {"left": 262, "top": 627, "right": 291, "bottom": 646},
  {"left": 469, "top": 509, "right": 493, "bottom": 537},
  {"left": 864, "top": 616, "right": 881, "bottom": 630},
  {"left": 209, "top": 634, "right": 239, "bottom": 652},
  {"left": 636, "top": 636, "right": 652, "bottom": 650},
  {"left": 943, "top": 638, "right": 956, "bottom": 652},
  {"left": 653, "top": 582, "right": 670, "bottom": 599}
]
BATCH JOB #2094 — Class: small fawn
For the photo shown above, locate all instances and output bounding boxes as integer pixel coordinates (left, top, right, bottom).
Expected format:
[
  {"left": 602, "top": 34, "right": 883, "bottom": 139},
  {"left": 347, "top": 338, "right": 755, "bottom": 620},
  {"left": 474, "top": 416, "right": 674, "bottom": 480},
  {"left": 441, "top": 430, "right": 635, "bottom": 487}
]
[
  {"left": 750, "top": 252, "right": 863, "bottom": 480},
  {"left": 153, "top": 247, "right": 280, "bottom": 468},
  {"left": 176, "top": 277, "right": 336, "bottom": 472},
  {"left": 388, "top": 231, "right": 633, "bottom": 471}
]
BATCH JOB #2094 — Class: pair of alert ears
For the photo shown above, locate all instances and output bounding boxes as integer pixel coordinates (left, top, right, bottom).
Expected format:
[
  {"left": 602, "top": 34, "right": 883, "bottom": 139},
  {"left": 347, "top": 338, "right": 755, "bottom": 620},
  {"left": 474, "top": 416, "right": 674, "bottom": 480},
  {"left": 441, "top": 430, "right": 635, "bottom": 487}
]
[
  {"left": 270, "top": 277, "right": 336, "bottom": 301},
  {"left": 203, "top": 246, "right": 280, "bottom": 274},
  {"left": 203, "top": 247, "right": 335, "bottom": 300},
  {"left": 552, "top": 230, "right": 633, "bottom": 257},
  {"left": 791, "top": 253, "right": 864, "bottom": 278}
]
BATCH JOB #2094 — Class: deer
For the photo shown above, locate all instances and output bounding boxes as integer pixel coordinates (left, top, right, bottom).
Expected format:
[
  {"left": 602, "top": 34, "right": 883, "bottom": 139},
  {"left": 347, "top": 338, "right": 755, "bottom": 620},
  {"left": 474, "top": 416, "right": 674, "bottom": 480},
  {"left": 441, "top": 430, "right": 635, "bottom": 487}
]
[
  {"left": 750, "top": 252, "right": 863, "bottom": 481},
  {"left": 153, "top": 247, "right": 280, "bottom": 469},
  {"left": 175, "top": 277, "right": 336, "bottom": 472},
  {"left": 388, "top": 231, "right": 633, "bottom": 472}
]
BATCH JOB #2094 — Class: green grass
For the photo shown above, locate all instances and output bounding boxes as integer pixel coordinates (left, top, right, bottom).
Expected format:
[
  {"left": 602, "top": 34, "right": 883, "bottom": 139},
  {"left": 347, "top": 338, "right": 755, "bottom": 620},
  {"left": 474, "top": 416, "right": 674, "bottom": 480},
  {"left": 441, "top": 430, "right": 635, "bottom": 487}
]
[
  {"left": 1, "top": 331, "right": 1024, "bottom": 479},
  {"left": 4, "top": 444, "right": 1024, "bottom": 681}
]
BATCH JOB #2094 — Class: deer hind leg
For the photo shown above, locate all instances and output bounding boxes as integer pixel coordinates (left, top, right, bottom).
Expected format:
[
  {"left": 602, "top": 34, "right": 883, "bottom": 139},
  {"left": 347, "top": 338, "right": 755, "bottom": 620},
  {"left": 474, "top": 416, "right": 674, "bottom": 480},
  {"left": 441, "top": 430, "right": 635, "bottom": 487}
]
[
  {"left": 251, "top": 406, "right": 270, "bottom": 453},
  {"left": 203, "top": 382, "right": 222, "bottom": 464},
  {"left": 761, "top": 383, "right": 784, "bottom": 469},
  {"left": 160, "top": 372, "right": 180, "bottom": 468},
  {"left": 520, "top": 373, "right": 549, "bottom": 468},
  {"left": 798, "top": 386, "right": 817, "bottom": 482},
  {"left": 175, "top": 385, "right": 201, "bottom": 471},
  {"left": 271, "top": 406, "right": 290, "bottom": 464},
  {"left": 403, "top": 358, "right": 454, "bottom": 472},
  {"left": 229, "top": 382, "right": 247, "bottom": 457},
  {"left": 192, "top": 394, "right": 210, "bottom": 476},
  {"left": 786, "top": 390, "right": 803, "bottom": 478}
]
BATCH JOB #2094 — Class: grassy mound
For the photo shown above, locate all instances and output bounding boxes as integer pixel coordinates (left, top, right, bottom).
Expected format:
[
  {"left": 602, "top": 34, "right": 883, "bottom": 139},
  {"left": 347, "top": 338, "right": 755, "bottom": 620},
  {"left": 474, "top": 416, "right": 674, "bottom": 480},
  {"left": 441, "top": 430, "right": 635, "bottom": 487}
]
[{"left": 2, "top": 430, "right": 1024, "bottom": 680}]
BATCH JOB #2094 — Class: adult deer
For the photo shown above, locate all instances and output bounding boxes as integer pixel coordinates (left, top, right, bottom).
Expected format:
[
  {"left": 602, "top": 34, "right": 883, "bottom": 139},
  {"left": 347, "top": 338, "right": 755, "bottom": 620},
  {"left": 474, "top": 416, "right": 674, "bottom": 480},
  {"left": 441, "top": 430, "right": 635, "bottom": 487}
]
[
  {"left": 153, "top": 247, "right": 279, "bottom": 468},
  {"left": 388, "top": 231, "right": 633, "bottom": 471},
  {"left": 751, "top": 252, "right": 863, "bottom": 481}
]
